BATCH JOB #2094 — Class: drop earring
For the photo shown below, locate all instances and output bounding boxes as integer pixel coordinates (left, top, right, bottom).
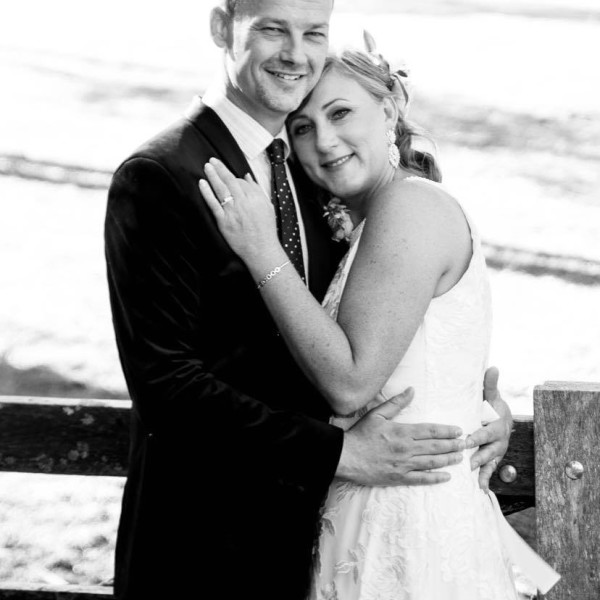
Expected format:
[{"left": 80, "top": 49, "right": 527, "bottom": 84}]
[{"left": 386, "top": 128, "right": 400, "bottom": 169}]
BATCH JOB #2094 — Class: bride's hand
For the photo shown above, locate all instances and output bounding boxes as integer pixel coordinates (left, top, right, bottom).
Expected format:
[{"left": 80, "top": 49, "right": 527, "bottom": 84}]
[{"left": 199, "top": 158, "right": 280, "bottom": 264}]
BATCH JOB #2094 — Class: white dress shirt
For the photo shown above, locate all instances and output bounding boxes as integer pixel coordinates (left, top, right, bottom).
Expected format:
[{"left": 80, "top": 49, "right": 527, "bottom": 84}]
[{"left": 201, "top": 87, "right": 309, "bottom": 281}]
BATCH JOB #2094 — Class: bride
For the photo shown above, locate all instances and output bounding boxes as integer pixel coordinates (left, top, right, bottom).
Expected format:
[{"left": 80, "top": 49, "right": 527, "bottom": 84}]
[{"left": 199, "top": 45, "right": 557, "bottom": 599}]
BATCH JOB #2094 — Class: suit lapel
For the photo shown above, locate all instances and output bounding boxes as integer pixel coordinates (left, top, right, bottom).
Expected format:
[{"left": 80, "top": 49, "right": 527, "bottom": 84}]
[{"left": 185, "top": 96, "right": 254, "bottom": 180}]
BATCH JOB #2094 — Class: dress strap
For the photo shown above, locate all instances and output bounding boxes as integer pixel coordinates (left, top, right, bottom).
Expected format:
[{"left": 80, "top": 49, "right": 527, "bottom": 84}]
[{"left": 321, "top": 220, "right": 365, "bottom": 321}]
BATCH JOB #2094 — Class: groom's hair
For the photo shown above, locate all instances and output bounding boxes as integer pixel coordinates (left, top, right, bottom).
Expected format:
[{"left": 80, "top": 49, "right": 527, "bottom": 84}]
[
  {"left": 222, "top": 0, "right": 266, "bottom": 17},
  {"left": 222, "top": 0, "right": 244, "bottom": 16},
  {"left": 223, "top": 0, "right": 334, "bottom": 18}
]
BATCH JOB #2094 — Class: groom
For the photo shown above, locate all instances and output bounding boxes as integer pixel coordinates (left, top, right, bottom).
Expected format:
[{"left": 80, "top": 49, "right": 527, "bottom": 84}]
[{"left": 105, "top": 1, "right": 512, "bottom": 599}]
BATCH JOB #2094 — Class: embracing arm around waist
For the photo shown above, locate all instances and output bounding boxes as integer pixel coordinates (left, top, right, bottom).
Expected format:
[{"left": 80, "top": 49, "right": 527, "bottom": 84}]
[{"left": 203, "top": 170, "right": 472, "bottom": 416}]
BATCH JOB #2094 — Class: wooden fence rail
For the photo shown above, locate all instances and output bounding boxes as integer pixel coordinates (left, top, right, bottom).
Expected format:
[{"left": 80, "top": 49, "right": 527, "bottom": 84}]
[{"left": 0, "top": 382, "right": 598, "bottom": 599}]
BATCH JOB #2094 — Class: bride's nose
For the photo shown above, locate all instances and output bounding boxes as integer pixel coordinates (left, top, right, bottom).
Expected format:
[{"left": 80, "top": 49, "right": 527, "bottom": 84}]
[{"left": 315, "top": 123, "right": 338, "bottom": 154}]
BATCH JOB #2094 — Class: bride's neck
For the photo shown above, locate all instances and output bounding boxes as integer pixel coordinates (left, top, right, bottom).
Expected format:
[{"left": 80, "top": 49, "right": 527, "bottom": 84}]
[{"left": 345, "top": 166, "right": 408, "bottom": 224}]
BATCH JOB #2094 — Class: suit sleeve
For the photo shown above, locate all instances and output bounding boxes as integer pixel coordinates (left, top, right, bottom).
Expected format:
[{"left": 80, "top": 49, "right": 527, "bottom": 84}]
[{"left": 105, "top": 156, "right": 343, "bottom": 492}]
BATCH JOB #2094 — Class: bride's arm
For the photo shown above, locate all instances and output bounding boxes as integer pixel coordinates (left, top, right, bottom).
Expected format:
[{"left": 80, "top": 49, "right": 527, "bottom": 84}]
[{"left": 200, "top": 159, "right": 469, "bottom": 415}]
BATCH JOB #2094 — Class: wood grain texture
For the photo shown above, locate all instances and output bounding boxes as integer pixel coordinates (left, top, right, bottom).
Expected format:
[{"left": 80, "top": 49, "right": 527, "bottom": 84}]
[
  {"left": 534, "top": 382, "right": 600, "bottom": 600},
  {"left": 0, "top": 583, "right": 112, "bottom": 599},
  {"left": 0, "top": 396, "right": 130, "bottom": 476}
]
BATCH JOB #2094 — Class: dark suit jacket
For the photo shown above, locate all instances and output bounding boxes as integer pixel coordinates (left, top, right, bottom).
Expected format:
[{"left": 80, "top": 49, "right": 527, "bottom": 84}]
[{"left": 105, "top": 97, "right": 346, "bottom": 599}]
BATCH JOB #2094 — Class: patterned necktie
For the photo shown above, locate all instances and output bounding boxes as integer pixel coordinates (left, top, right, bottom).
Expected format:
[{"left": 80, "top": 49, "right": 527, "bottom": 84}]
[{"left": 266, "top": 138, "right": 306, "bottom": 282}]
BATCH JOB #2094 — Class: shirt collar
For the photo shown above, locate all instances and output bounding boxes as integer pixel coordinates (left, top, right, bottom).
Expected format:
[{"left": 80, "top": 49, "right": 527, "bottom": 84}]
[{"left": 202, "top": 86, "right": 291, "bottom": 161}]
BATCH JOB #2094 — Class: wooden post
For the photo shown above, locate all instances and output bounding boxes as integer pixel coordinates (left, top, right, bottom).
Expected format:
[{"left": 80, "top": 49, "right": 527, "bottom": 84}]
[{"left": 534, "top": 381, "right": 600, "bottom": 599}]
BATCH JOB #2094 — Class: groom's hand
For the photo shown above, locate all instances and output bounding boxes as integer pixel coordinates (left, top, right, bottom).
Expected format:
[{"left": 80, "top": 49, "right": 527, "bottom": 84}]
[
  {"left": 335, "top": 388, "right": 466, "bottom": 486},
  {"left": 465, "top": 366, "right": 513, "bottom": 493}
]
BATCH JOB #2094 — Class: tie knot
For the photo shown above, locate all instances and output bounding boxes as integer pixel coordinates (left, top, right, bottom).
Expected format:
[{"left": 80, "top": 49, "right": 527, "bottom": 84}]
[{"left": 267, "top": 138, "right": 286, "bottom": 165}]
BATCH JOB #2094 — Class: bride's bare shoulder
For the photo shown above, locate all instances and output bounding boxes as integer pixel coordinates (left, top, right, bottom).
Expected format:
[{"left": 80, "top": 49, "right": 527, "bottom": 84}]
[
  {"left": 372, "top": 175, "right": 459, "bottom": 226},
  {"left": 393, "top": 175, "right": 451, "bottom": 201}
]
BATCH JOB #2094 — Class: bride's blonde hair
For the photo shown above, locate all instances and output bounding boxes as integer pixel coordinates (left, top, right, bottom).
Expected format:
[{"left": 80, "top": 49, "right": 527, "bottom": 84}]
[{"left": 293, "top": 49, "right": 442, "bottom": 183}]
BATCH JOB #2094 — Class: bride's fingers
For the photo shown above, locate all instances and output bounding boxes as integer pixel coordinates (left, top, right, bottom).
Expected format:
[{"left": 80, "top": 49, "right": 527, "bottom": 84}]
[
  {"left": 242, "top": 173, "right": 266, "bottom": 200},
  {"left": 198, "top": 179, "right": 224, "bottom": 222},
  {"left": 238, "top": 178, "right": 274, "bottom": 212},
  {"left": 208, "top": 158, "right": 245, "bottom": 200},
  {"left": 204, "top": 162, "right": 232, "bottom": 202},
  {"left": 477, "top": 460, "right": 497, "bottom": 493}
]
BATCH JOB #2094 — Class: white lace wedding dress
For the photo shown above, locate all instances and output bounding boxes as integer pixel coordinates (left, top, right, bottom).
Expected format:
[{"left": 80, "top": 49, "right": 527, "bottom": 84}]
[{"left": 310, "top": 178, "right": 530, "bottom": 600}]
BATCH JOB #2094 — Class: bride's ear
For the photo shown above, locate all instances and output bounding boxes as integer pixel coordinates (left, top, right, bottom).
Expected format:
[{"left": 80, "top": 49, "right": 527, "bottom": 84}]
[{"left": 382, "top": 96, "right": 400, "bottom": 130}]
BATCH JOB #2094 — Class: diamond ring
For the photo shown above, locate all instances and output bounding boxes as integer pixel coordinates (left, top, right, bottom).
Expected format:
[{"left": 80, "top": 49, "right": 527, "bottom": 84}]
[{"left": 221, "top": 195, "right": 234, "bottom": 206}]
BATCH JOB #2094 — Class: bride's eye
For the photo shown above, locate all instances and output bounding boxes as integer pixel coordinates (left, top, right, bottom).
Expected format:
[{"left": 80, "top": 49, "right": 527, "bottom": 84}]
[
  {"left": 292, "top": 122, "right": 313, "bottom": 136},
  {"left": 331, "top": 108, "right": 350, "bottom": 120}
]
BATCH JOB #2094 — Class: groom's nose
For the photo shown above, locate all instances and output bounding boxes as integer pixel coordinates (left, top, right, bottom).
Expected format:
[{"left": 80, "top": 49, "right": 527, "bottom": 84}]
[{"left": 279, "top": 32, "right": 307, "bottom": 66}]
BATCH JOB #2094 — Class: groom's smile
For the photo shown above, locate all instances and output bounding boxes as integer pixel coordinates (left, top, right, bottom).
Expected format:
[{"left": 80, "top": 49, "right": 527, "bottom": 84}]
[
  {"left": 265, "top": 69, "right": 306, "bottom": 82},
  {"left": 211, "top": 0, "right": 333, "bottom": 134}
]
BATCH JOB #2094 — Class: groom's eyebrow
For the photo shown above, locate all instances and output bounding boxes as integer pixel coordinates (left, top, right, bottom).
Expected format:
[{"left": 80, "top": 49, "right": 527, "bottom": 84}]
[
  {"left": 308, "top": 22, "right": 329, "bottom": 31},
  {"left": 255, "top": 17, "right": 329, "bottom": 30},
  {"left": 280, "top": 17, "right": 329, "bottom": 29}
]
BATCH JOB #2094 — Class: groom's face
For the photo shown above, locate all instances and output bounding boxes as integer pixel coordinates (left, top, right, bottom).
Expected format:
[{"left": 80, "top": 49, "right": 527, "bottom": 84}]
[{"left": 213, "top": 0, "right": 333, "bottom": 131}]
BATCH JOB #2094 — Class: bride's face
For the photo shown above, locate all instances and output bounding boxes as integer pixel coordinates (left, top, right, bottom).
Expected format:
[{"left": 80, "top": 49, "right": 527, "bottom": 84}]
[{"left": 288, "top": 68, "right": 395, "bottom": 201}]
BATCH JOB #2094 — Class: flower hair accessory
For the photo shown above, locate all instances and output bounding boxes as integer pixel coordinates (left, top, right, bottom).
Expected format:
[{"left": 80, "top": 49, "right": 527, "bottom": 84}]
[
  {"left": 363, "top": 30, "right": 411, "bottom": 115},
  {"left": 323, "top": 197, "right": 354, "bottom": 242}
]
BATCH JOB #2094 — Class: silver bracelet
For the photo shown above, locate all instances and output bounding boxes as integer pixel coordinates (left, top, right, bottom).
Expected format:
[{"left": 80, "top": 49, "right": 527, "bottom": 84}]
[{"left": 256, "top": 261, "right": 290, "bottom": 290}]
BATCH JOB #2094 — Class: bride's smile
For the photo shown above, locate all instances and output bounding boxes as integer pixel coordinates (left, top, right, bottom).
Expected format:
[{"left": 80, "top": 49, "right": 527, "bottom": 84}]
[
  {"left": 320, "top": 153, "right": 353, "bottom": 169},
  {"left": 289, "top": 68, "right": 398, "bottom": 212}
]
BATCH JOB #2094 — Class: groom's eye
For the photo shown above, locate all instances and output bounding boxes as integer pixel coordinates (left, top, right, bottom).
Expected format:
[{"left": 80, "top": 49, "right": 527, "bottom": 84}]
[
  {"left": 262, "top": 26, "right": 284, "bottom": 35},
  {"left": 306, "top": 30, "right": 327, "bottom": 41}
]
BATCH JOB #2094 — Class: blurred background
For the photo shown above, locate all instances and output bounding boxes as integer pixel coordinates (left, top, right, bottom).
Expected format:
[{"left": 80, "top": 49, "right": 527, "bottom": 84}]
[{"left": 1, "top": 0, "right": 598, "bottom": 587}]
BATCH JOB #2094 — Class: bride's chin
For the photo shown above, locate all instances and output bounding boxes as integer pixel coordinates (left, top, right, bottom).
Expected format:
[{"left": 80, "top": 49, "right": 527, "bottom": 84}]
[
  {"left": 322, "top": 178, "right": 348, "bottom": 197},
  {"left": 327, "top": 183, "right": 353, "bottom": 199}
]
